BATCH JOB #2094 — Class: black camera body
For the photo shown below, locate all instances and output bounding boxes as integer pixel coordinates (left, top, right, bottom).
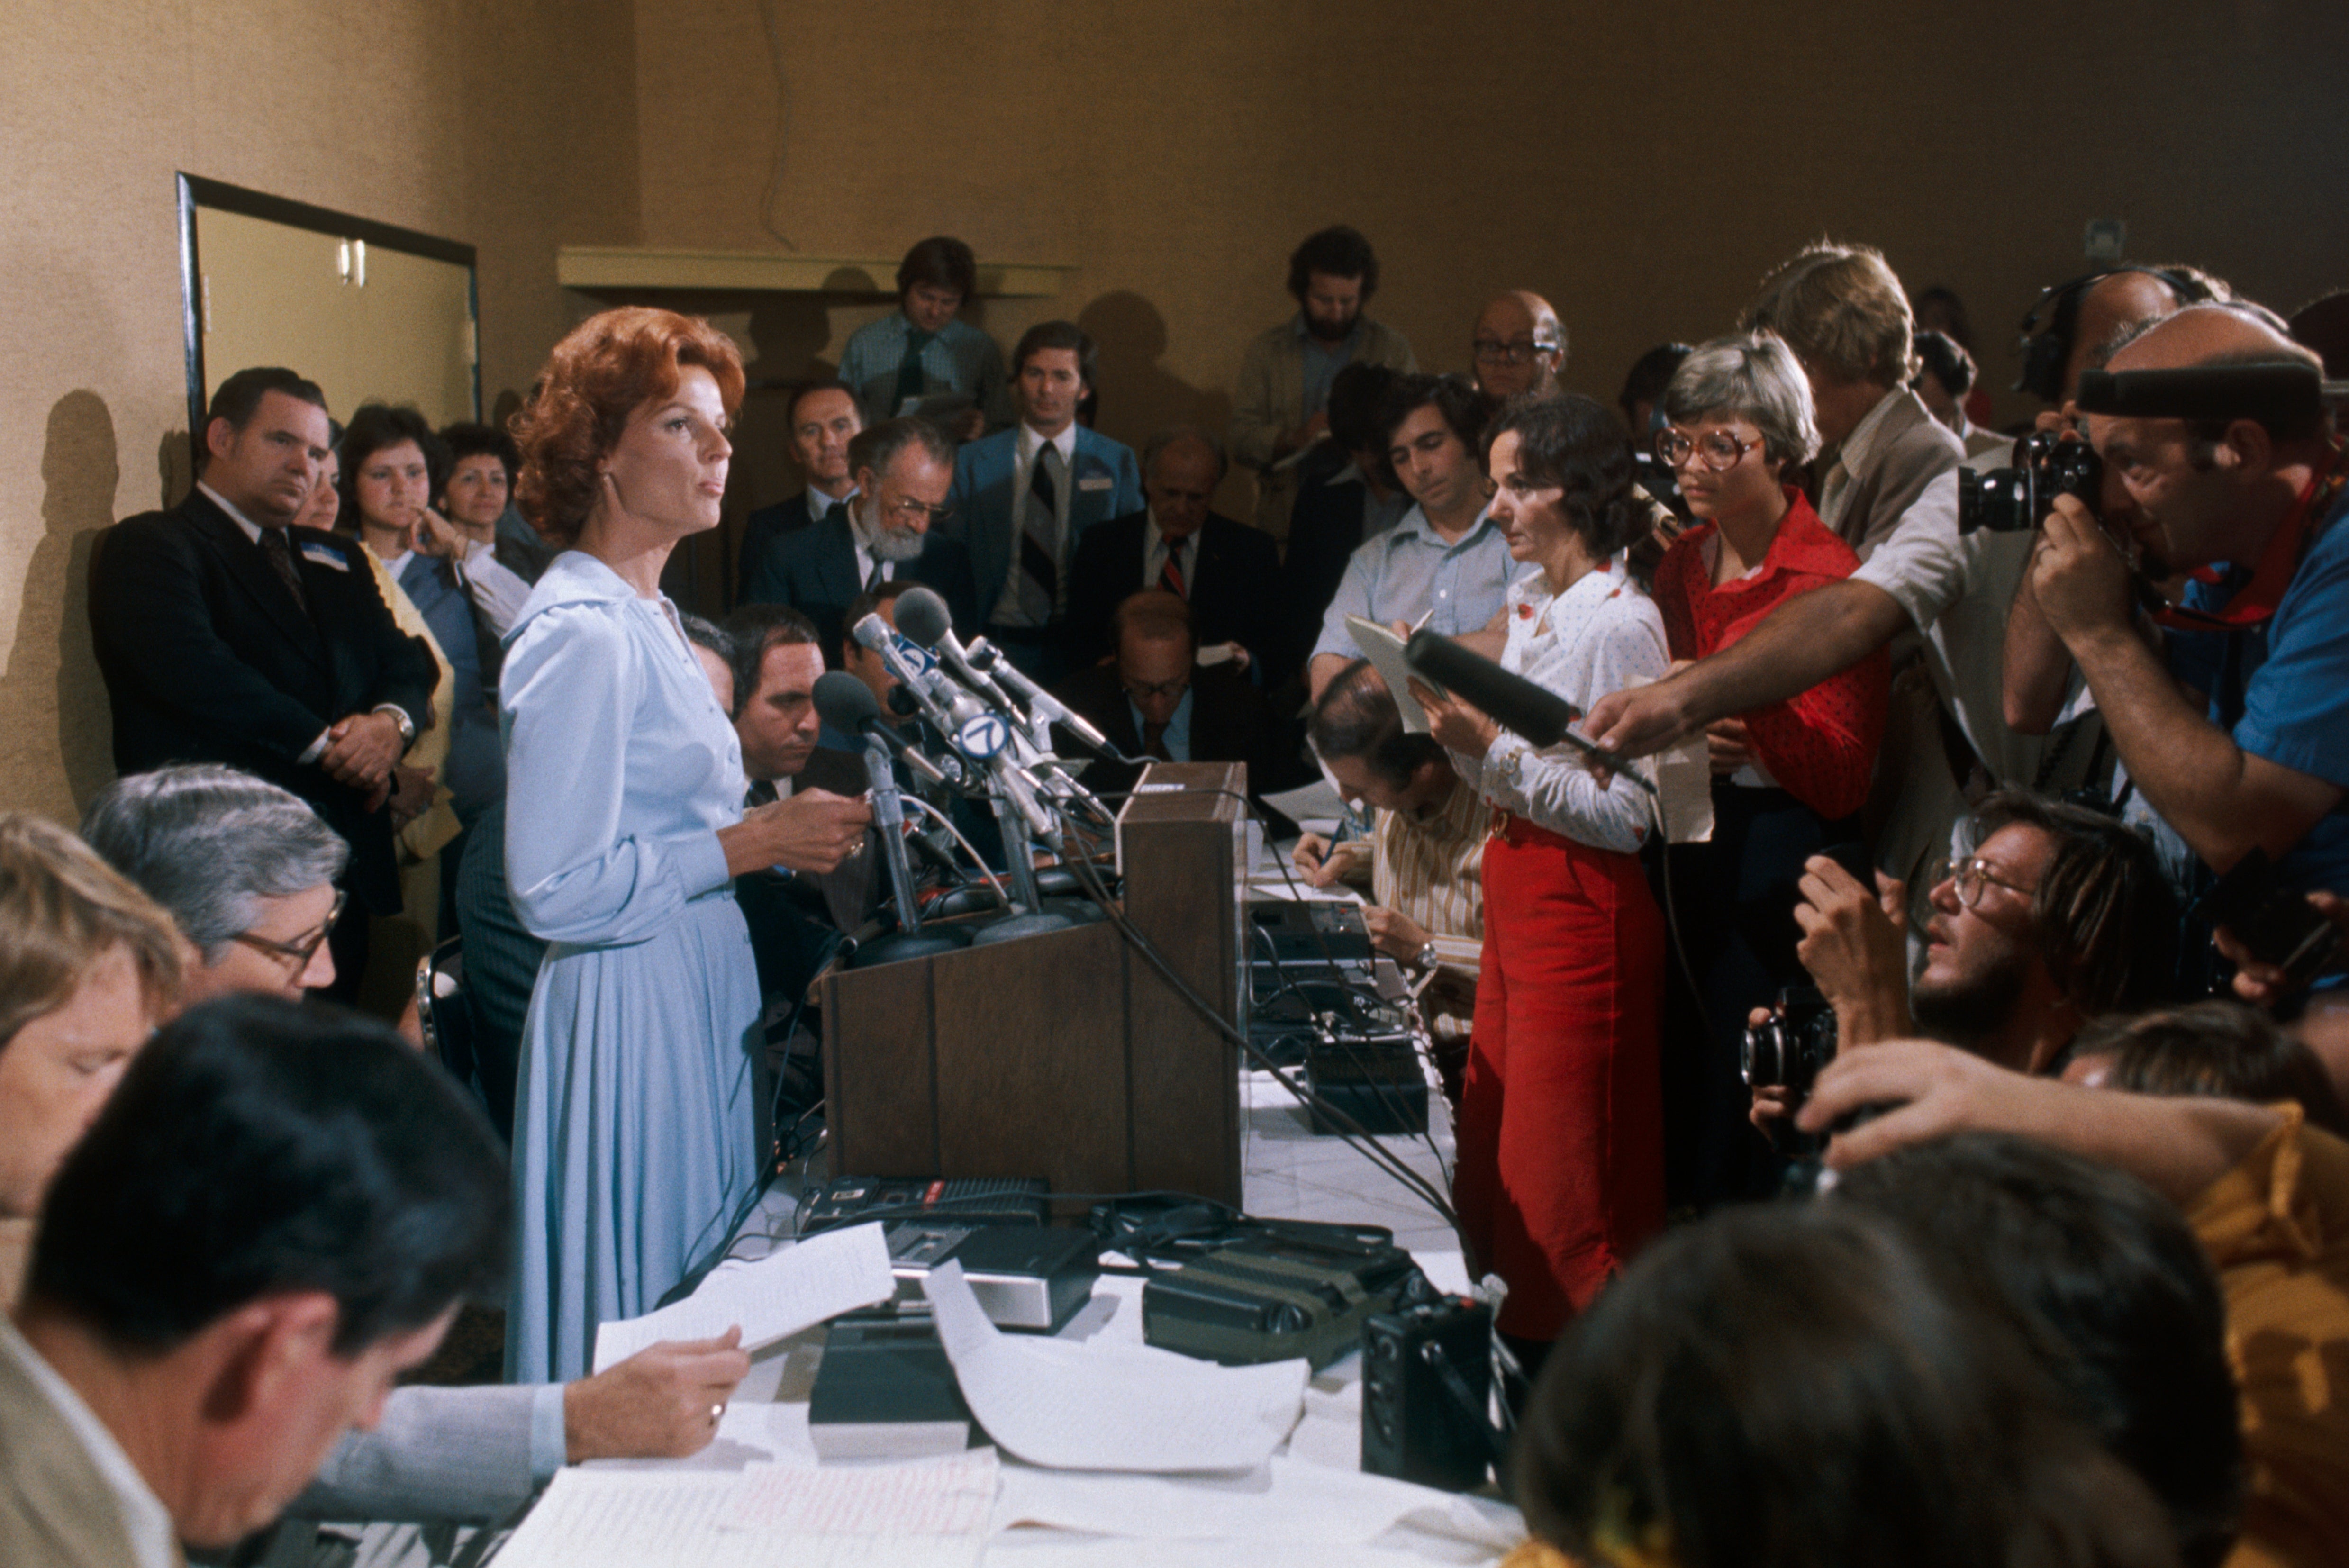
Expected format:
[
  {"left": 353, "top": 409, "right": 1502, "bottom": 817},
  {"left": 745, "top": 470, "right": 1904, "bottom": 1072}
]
[
  {"left": 1957, "top": 431, "right": 2102, "bottom": 535},
  {"left": 1742, "top": 984, "right": 1839, "bottom": 1113},
  {"left": 1360, "top": 1294, "right": 1495, "bottom": 1493}
]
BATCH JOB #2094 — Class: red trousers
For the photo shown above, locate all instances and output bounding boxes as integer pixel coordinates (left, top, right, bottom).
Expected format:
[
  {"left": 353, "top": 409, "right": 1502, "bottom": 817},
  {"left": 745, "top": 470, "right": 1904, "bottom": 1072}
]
[{"left": 1456, "top": 814, "right": 1666, "bottom": 1340}]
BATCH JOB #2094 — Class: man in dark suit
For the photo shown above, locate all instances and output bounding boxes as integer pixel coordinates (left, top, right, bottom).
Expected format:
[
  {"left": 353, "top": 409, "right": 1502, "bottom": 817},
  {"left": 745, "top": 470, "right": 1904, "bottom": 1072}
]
[
  {"left": 948, "top": 320, "right": 1143, "bottom": 685},
  {"left": 88, "top": 366, "right": 439, "bottom": 1000},
  {"left": 740, "top": 416, "right": 976, "bottom": 662},
  {"left": 1064, "top": 426, "right": 1281, "bottom": 677},
  {"left": 736, "top": 378, "right": 864, "bottom": 601},
  {"left": 1050, "top": 590, "right": 1309, "bottom": 818}
]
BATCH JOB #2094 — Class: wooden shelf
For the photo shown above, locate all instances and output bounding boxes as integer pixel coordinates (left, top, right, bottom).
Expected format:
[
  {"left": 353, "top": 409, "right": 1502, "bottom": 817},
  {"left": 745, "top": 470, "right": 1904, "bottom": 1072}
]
[{"left": 555, "top": 247, "right": 1072, "bottom": 299}]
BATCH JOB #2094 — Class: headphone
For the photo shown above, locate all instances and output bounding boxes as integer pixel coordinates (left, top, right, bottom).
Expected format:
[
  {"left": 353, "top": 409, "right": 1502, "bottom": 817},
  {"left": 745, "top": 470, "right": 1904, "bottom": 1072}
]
[{"left": 2014, "top": 266, "right": 2211, "bottom": 405}]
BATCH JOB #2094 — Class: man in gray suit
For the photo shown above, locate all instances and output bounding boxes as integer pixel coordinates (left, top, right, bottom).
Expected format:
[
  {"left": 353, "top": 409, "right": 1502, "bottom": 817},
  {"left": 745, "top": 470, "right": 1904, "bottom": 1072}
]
[{"left": 74, "top": 765, "right": 751, "bottom": 1530}]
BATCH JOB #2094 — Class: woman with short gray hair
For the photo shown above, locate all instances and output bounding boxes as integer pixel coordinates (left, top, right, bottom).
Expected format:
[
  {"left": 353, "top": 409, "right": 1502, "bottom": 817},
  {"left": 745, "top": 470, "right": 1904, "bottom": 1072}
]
[
  {"left": 1648, "top": 332, "right": 1889, "bottom": 1207},
  {"left": 80, "top": 764, "right": 350, "bottom": 1000}
]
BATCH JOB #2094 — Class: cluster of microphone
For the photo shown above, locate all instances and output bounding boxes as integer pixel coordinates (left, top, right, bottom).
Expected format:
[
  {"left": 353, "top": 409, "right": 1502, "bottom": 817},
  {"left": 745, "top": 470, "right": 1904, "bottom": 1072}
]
[{"left": 810, "top": 586, "right": 1126, "bottom": 931}]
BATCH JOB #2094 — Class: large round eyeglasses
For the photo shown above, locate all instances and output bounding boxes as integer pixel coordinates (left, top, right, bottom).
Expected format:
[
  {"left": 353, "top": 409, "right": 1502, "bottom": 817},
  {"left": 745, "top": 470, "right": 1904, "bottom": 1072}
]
[{"left": 1654, "top": 427, "right": 1764, "bottom": 472}]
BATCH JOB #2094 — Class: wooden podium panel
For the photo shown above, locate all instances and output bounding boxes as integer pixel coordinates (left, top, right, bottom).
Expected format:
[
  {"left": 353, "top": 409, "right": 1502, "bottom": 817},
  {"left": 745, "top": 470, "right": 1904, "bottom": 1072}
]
[{"left": 822, "top": 762, "right": 1245, "bottom": 1205}]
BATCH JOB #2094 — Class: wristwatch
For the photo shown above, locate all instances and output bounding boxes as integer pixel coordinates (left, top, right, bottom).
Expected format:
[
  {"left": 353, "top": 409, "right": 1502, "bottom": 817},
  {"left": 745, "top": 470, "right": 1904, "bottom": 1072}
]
[
  {"left": 375, "top": 704, "right": 417, "bottom": 746},
  {"left": 1415, "top": 941, "right": 1441, "bottom": 972}
]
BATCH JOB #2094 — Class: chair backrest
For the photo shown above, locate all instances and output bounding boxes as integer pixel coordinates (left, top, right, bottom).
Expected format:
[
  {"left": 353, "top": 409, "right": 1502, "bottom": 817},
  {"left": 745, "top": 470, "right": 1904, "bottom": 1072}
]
[{"left": 415, "top": 935, "right": 478, "bottom": 1093}]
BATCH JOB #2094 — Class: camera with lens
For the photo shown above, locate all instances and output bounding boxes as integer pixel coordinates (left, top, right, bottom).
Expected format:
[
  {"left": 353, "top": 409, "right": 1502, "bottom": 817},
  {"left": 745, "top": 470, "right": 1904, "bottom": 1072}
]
[
  {"left": 1741, "top": 984, "right": 1839, "bottom": 1114},
  {"left": 1956, "top": 431, "right": 2102, "bottom": 535}
]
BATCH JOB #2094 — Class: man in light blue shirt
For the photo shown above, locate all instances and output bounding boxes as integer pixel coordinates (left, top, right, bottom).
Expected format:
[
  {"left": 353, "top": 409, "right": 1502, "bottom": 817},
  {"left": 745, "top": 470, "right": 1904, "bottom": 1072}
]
[
  {"left": 836, "top": 236, "right": 1013, "bottom": 437},
  {"left": 1307, "top": 373, "right": 1520, "bottom": 698}
]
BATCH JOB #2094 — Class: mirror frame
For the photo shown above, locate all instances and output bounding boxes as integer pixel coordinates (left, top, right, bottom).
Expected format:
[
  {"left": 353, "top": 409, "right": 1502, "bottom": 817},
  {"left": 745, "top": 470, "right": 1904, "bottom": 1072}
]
[{"left": 176, "top": 172, "right": 480, "bottom": 464}]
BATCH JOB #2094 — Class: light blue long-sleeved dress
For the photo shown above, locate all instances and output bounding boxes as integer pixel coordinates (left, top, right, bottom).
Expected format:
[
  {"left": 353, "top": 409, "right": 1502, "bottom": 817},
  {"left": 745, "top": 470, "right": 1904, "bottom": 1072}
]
[{"left": 499, "top": 551, "right": 760, "bottom": 1384}]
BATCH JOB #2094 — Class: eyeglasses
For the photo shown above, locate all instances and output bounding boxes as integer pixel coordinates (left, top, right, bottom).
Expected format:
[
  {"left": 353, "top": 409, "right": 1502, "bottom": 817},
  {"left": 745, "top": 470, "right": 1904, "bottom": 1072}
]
[
  {"left": 1472, "top": 338, "right": 1561, "bottom": 366},
  {"left": 1123, "top": 675, "right": 1190, "bottom": 702},
  {"left": 1928, "top": 856, "right": 2039, "bottom": 909},
  {"left": 1655, "top": 427, "right": 1766, "bottom": 472},
  {"left": 230, "top": 889, "right": 346, "bottom": 974},
  {"left": 881, "top": 494, "right": 954, "bottom": 527}
]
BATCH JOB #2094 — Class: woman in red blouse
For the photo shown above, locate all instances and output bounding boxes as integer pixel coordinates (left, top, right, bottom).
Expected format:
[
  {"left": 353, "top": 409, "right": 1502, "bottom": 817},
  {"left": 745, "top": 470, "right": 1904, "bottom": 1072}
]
[{"left": 1648, "top": 332, "right": 1888, "bottom": 1207}]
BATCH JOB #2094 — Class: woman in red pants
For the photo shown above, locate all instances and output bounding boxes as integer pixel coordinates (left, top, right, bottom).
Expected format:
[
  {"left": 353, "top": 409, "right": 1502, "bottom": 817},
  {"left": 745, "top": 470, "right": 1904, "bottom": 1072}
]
[{"left": 1415, "top": 393, "right": 1669, "bottom": 1366}]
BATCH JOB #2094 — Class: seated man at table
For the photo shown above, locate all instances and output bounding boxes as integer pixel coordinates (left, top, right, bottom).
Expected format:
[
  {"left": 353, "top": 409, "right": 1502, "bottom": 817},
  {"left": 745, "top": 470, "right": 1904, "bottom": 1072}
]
[
  {"left": 3, "top": 990, "right": 508, "bottom": 1566},
  {"left": 1051, "top": 590, "right": 1306, "bottom": 810},
  {"left": 1294, "top": 659, "right": 1489, "bottom": 1102},
  {"left": 67, "top": 771, "right": 755, "bottom": 1533}
]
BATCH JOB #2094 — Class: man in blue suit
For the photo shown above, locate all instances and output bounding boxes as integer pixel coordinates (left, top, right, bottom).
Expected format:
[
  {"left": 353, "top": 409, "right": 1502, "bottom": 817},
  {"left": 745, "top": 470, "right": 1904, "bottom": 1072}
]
[
  {"left": 739, "top": 416, "right": 976, "bottom": 662},
  {"left": 948, "top": 320, "right": 1143, "bottom": 683}
]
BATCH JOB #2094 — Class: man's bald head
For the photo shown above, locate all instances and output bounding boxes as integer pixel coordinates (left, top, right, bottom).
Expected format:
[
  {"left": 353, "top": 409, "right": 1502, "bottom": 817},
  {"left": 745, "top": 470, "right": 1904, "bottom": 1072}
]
[
  {"left": 2061, "top": 272, "right": 2186, "bottom": 398},
  {"left": 2107, "top": 301, "right": 2315, "bottom": 377},
  {"left": 1473, "top": 291, "right": 1567, "bottom": 401}
]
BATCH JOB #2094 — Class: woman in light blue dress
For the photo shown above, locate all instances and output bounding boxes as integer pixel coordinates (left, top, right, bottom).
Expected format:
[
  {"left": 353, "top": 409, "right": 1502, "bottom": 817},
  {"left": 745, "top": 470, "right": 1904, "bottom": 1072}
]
[{"left": 500, "top": 308, "right": 872, "bottom": 1382}]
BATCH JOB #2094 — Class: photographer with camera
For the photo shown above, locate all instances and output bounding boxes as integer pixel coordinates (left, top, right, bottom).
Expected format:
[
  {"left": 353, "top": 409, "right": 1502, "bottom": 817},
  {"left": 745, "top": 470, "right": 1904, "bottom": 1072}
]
[
  {"left": 1751, "top": 794, "right": 2178, "bottom": 1136},
  {"left": 2026, "top": 305, "right": 2349, "bottom": 908}
]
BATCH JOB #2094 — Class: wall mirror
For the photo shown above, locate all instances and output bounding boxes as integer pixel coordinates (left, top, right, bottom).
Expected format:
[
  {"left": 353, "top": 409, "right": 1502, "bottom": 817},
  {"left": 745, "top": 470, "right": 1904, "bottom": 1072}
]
[{"left": 177, "top": 174, "right": 478, "bottom": 460}]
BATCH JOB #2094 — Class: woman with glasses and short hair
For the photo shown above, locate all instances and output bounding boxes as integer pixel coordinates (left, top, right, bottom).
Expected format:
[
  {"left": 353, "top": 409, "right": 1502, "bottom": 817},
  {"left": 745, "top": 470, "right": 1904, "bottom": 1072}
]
[
  {"left": 1414, "top": 393, "right": 1670, "bottom": 1376},
  {"left": 1647, "top": 333, "right": 1888, "bottom": 1206}
]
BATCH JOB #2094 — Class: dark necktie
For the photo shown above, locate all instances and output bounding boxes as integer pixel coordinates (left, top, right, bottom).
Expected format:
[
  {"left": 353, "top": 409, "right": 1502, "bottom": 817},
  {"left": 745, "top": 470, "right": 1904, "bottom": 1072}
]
[
  {"left": 1158, "top": 538, "right": 1188, "bottom": 598},
  {"left": 746, "top": 778, "right": 779, "bottom": 809},
  {"left": 1019, "top": 446, "right": 1062, "bottom": 624},
  {"left": 894, "top": 327, "right": 938, "bottom": 412},
  {"left": 864, "top": 555, "right": 887, "bottom": 594},
  {"left": 1142, "top": 720, "right": 1172, "bottom": 761},
  {"left": 260, "top": 527, "right": 310, "bottom": 617}
]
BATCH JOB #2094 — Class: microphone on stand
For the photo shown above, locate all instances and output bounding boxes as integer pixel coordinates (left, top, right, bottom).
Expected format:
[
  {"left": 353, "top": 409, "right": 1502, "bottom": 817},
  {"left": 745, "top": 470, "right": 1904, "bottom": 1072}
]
[
  {"left": 963, "top": 637, "right": 1128, "bottom": 763},
  {"left": 813, "top": 671, "right": 922, "bottom": 933},
  {"left": 891, "top": 588, "right": 1016, "bottom": 712}
]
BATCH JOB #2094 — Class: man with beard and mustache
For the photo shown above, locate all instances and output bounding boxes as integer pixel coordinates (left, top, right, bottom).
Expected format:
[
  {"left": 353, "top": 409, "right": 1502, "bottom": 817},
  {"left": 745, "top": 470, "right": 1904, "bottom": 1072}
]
[
  {"left": 741, "top": 416, "right": 975, "bottom": 663},
  {"left": 1230, "top": 226, "right": 1417, "bottom": 543},
  {"left": 1764, "top": 792, "right": 2179, "bottom": 1080}
]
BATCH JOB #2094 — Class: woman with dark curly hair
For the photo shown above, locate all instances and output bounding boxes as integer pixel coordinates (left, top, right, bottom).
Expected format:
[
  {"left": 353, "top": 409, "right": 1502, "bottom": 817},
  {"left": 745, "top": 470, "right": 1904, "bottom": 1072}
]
[
  {"left": 500, "top": 307, "right": 871, "bottom": 1382},
  {"left": 1414, "top": 393, "right": 1669, "bottom": 1370}
]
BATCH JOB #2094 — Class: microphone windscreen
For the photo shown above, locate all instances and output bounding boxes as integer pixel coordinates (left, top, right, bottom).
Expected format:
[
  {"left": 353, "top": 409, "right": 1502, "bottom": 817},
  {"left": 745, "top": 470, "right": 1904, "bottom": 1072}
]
[
  {"left": 893, "top": 586, "right": 954, "bottom": 650},
  {"left": 813, "top": 668, "right": 883, "bottom": 735},
  {"left": 1404, "top": 630, "right": 1580, "bottom": 749}
]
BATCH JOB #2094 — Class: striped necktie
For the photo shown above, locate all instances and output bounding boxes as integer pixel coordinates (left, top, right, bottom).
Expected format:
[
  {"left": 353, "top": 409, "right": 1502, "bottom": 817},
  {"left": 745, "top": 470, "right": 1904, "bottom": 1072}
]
[
  {"left": 1158, "top": 537, "right": 1188, "bottom": 598},
  {"left": 1019, "top": 445, "right": 1062, "bottom": 624}
]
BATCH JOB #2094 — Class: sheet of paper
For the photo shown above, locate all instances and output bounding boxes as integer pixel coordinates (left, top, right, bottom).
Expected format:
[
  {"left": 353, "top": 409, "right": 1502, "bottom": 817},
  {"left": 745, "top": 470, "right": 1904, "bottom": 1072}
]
[
  {"left": 923, "top": 1260, "right": 1306, "bottom": 1474},
  {"left": 1343, "top": 615, "right": 1437, "bottom": 733},
  {"left": 992, "top": 1456, "right": 1440, "bottom": 1543},
  {"left": 592, "top": 1223, "right": 897, "bottom": 1372},
  {"left": 490, "top": 1469, "right": 983, "bottom": 1568},
  {"left": 718, "top": 1450, "right": 998, "bottom": 1536}
]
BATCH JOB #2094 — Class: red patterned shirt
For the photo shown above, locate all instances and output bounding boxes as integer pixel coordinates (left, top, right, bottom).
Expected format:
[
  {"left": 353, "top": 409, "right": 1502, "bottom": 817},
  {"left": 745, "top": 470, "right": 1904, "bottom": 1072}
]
[{"left": 1654, "top": 489, "right": 1886, "bottom": 820}]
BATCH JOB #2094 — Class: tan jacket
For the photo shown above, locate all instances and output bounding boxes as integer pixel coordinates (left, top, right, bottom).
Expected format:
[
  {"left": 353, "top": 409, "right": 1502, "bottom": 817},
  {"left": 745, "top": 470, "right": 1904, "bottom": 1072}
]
[
  {"left": 0, "top": 1322, "right": 174, "bottom": 1568},
  {"left": 1228, "top": 316, "right": 1416, "bottom": 539}
]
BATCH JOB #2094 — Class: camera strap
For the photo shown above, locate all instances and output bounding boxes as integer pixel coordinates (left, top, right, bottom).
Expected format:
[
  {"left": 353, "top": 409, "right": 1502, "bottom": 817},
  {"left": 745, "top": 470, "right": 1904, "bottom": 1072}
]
[{"left": 2153, "top": 443, "right": 2347, "bottom": 633}]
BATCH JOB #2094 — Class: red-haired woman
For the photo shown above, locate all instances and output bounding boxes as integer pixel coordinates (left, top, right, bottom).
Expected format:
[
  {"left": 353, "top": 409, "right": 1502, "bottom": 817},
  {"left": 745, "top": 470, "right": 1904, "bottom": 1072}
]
[{"left": 501, "top": 308, "right": 871, "bottom": 1382}]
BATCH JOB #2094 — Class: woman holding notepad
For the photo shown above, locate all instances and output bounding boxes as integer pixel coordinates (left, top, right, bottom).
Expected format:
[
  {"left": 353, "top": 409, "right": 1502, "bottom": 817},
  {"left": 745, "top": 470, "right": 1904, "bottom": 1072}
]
[{"left": 1413, "top": 393, "right": 1669, "bottom": 1372}]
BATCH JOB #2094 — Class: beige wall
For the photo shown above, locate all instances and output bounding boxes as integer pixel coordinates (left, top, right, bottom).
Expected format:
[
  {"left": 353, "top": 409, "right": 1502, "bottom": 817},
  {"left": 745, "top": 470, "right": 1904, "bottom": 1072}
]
[
  {"left": 6, "top": 0, "right": 2345, "bottom": 812},
  {"left": 0, "top": 0, "right": 639, "bottom": 819}
]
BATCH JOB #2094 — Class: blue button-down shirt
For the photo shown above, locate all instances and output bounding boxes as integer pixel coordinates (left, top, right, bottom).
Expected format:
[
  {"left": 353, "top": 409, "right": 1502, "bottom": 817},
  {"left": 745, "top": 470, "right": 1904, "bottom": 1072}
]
[
  {"left": 1311, "top": 502, "right": 1526, "bottom": 663},
  {"left": 837, "top": 312, "right": 1013, "bottom": 429}
]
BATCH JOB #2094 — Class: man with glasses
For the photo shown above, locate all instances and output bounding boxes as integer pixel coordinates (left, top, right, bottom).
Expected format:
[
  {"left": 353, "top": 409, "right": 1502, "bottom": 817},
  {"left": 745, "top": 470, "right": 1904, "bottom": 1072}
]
[
  {"left": 1470, "top": 291, "right": 1567, "bottom": 403},
  {"left": 1050, "top": 590, "right": 1301, "bottom": 800},
  {"left": 1767, "top": 792, "right": 2179, "bottom": 1079},
  {"left": 740, "top": 416, "right": 975, "bottom": 665}
]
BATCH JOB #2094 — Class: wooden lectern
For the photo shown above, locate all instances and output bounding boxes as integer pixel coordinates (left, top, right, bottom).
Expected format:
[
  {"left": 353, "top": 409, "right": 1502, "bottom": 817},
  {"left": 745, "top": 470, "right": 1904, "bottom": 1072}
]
[{"left": 821, "top": 761, "right": 1248, "bottom": 1206}]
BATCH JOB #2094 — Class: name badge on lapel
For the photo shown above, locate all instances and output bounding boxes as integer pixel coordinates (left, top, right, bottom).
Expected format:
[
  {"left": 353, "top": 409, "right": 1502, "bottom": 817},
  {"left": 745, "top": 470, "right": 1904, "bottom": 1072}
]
[
  {"left": 299, "top": 542, "right": 350, "bottom": 571},
  {"left": 1077, "top": 475, "right": 1114, "bottom": 493}
]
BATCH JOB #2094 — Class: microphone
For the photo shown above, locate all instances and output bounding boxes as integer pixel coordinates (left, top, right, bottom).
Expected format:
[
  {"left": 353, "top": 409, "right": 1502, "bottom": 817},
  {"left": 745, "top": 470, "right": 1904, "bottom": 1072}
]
[
  {"left": 854, "top": 614, "right": 1061, "bottom": 845},
  {"left": 892, "top": 587, "right": 1015, "bottom": 711},
  {"left": 965, "top": 637, "right": 1127, "bottom": 763},
  {"left": 811, "top": 669, "right": 955, "bottom": 790},
  {"left": 813, "top": 671, "right": 921, "bottom": 930},
  {"left": 1403, "top": 629, "right": 1651, "bottom": 790}
]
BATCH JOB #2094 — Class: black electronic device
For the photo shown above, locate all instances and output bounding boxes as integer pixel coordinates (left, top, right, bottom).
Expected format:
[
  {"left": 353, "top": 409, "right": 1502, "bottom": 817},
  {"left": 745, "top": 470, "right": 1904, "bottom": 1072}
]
[
  {"left": 1142, "top": 1229, "right": 1427, "bottom": 1370},
  {"left": 808, "top": 1308, "right": 975, "bottom": 1461},
  {"left": 1957, "top": 430, "right": 2104, "bottom": 535},
  {"left": 1305, "top": 1038, "right": 1428, "bottom": 1136},
  {"left": 1742, "top": 983, "right": 1839, "bottom": 1130},
  {"left": 1250, "top": 899, "right": 1375, "bottom": 969},
  {"left": 885, "top": 1223, "right": 1101, "bottom": 1332},
  {"left": 1360, "top": 1295, "right": 1497, "bottom": 1493},
  {"left": 2194, "top": 847, "right": 2347, "bottom": 991},
  {"left": 798, "top": 1176, "right": 1049, "bottom": 1236}
]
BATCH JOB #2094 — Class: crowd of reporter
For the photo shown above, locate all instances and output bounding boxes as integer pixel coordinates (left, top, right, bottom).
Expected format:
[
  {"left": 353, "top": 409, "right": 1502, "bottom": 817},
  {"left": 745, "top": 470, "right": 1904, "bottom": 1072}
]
[{"left": 5, "top": 217, "right": 2347, "bottom": 1568}]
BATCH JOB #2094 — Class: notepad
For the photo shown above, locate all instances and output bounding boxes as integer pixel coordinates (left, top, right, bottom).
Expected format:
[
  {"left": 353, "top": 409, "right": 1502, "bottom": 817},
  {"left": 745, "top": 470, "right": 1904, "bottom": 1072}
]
[
  {"left": 1343, "top": 614, "right": 1439, "bottom": 733},
  {"left": 591, "top": 1223, "right": 898, "bottom": 1372}
]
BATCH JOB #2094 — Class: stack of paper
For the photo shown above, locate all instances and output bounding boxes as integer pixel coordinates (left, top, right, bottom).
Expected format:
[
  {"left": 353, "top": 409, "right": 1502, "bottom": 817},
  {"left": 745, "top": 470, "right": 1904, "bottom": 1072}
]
[
  {"left": 591, "top": 1223, "right": 898, "bottom": 1373},
  {"left": 923, "top": 1260, "right": 1306, "bottom": 1473}
]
